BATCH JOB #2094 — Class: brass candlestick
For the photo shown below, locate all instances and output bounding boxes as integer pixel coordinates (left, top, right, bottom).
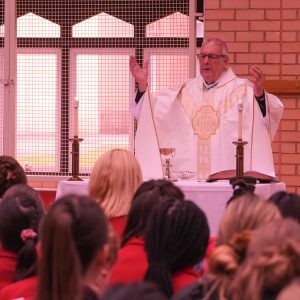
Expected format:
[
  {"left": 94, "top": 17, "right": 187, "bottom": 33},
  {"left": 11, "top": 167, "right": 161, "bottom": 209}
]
[
  {"left": 230, "top": 139, "right": 256, "bottom": 186},
  {"left": 68, "top": 136, "right": 84, "bottom": 181},
  {"left": 233, "top": 139, "right": 248, "bottom": 179}
]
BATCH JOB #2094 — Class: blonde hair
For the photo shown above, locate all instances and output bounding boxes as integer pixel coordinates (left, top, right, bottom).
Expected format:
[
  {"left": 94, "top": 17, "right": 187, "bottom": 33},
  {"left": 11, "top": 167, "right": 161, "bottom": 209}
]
[
  {"left": 216, "top": 194, "right": 281, "bottom": 246},
  {"left": 204, "top": 195, "right": 281, "bottom": 300},
  {"left": 89, "top": 149, "right": 143, "bottom": 218},
  {"left": 276, "top": 278, "right": 300, "bottom": 300},
  {"left": 230, "top": 219, "right": 300, "bottom": 300}
]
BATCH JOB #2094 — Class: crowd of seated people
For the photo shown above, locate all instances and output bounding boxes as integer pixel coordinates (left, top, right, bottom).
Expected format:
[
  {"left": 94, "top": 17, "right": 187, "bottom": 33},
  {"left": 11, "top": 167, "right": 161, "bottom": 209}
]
[{"left": 1, "top": 153, "right": 300, "bottom": 300}]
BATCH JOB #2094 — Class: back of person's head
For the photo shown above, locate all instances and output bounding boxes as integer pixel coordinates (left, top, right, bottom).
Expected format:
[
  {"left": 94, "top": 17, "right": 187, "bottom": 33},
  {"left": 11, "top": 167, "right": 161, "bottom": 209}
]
[
  {"left": 144, "top": 198, "right": 210, "bottom": 297},
  {"left": 36, "top": 194, "right": 109, "bottom": 300},
  {"left": 121, "top": 179, "right": 184, "bottom": 246},
  {"left": 227, "top": 179, "right": 256, "bottom": 205},
  {"left": 0, "top": 184, "right": 44, "bottom": 281},
  {"left": 202, "top": 37, "right": 229, "bottom": 56},
  {"left": 102, "top": 282, "right": 167, "bottom": 300},
  {"left": 268, "top": 191, "right": 300, "bottom": 223},
  {"left": 89, "top": 148, "right": 143, "bottom": 218},
  {"left": 0, "top": 156, "right": 27, "bottom": 198},
  {"left": 216, "top": 193, "right": 281, "bottom": 246},
  {"left": 230, "top": 219, "right": 300, "bottom": 300},
  {"left": 276, "top": 278, "right": 300, "bottom": 300}
]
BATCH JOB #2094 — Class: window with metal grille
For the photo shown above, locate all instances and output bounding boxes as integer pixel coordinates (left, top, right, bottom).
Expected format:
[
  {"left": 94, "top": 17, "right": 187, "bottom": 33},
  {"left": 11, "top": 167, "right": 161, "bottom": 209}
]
[{"left": 0, "top": 0, "right": 203, "bottom": 177}]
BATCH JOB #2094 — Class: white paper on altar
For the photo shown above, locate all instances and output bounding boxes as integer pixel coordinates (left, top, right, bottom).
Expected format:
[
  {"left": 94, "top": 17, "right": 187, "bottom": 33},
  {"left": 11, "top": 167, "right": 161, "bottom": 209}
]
[{"left": 134, "top": 91, "right": 163, "bottom": 179}]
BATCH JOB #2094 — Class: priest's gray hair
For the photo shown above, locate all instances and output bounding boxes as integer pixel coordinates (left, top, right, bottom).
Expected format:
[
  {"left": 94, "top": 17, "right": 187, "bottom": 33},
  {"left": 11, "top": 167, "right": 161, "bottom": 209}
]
[{"left": 202, "top": 38, "right": 229, "bottom": 56}]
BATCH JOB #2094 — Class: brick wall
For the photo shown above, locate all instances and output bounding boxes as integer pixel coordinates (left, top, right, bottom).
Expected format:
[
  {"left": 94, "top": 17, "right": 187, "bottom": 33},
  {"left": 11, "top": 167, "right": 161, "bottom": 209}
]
[{"left": 205, "top": 0, "right": 300, "bottom": 192}]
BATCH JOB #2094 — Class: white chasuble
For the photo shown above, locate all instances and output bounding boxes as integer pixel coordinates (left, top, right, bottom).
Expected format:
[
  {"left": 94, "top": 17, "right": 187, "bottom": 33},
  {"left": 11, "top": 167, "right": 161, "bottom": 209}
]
[{"left": 134, "top": 68, "right": 284, "bottom": 180}]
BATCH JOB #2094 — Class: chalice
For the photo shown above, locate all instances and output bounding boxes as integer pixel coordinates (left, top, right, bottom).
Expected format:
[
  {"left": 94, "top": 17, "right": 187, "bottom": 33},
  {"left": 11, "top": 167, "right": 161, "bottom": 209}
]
[{"left": 159, "top": 147, "right": 177, "bottom": 181}]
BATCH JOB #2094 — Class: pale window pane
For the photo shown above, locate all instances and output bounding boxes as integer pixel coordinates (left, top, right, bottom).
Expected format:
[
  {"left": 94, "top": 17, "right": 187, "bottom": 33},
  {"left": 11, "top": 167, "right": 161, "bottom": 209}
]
[
  {"left": 70, "top": 49, "right": 135, "bottom": 173},
  {"left": 146, "top": 12, "right": 203, "bottom": 38},
  {"left": 16, "top": 51, "right": 60, "bottom": 172},
  {"left": 144, "top": 49, "right": 190, "bottom": 92},
  {"left": 72, "top": 12, "right": 134, "bottom": 38},
  {"left": 0, "top": 12, "right": 60, "bottom": 38}
]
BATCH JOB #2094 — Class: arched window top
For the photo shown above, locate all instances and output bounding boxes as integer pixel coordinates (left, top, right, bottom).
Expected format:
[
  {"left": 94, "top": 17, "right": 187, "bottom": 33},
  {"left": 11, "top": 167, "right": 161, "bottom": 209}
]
[
  {"left": 0, "top": 12, "right": 60, "bottom": 38},
  {"left": 72, "top": 12, "right": 134, "bottom": 38},
  {"left": 146, "top": 12, "right": 203, "bottom": 38}
]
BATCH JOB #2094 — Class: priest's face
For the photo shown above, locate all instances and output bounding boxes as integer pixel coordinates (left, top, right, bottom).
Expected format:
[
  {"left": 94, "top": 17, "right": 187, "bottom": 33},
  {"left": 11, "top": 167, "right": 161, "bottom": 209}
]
[{"left": 199, "top": 43, "right": 229, "bottom": 84}]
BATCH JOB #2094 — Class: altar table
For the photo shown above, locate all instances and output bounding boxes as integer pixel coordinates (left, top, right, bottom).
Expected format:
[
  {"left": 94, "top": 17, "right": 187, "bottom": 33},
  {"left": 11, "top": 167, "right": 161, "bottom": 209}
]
[{"left": 56, "top": 179, "right": 286, "bottom": 235}]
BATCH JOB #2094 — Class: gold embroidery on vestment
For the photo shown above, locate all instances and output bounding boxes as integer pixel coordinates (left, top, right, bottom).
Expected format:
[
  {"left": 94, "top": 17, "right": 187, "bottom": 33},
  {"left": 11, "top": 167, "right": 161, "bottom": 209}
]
[
  {"left": 177, "top": 82, "right": 247, "bottom": 180},
  {"left": 192, "top": 105, "right": 220, "bottom": 140}
]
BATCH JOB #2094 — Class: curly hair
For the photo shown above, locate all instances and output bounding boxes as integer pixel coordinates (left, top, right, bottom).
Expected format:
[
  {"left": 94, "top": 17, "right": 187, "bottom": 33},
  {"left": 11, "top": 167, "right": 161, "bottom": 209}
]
[{"left": 0, "top": 156, "right": 27, "bottom": 198}]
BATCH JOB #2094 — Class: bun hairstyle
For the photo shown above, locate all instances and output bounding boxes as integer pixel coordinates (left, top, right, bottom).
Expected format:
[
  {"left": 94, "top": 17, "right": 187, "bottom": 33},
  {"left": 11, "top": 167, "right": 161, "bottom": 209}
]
[
  {"left": 231, "top": 219, "right": 300, "bottom": 300},
  {"left": 209, "top": 230, "right": 252, "bottom": 277}
]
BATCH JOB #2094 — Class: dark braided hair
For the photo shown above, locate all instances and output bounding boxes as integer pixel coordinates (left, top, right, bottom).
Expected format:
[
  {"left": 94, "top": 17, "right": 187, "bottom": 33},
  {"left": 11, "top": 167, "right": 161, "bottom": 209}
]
[
  {"left": 0, "top": 156, "right": 27, "bottom": 198},
  {"left": 144, "top": 198, "right": 210, "bottom": 298},
  {"left": 0, "top": 184, "right": 44, "bottom": 281},
  {"left": 121, "top": 179, "right": 184, "bottom": 246}
]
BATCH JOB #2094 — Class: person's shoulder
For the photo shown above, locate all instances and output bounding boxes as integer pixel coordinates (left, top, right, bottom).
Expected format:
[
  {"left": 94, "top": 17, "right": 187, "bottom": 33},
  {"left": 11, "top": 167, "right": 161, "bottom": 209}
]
[
  {"left": 172, "top": 276, "right": 219, "bottom": 300},
  {"left": 226, "top": 68, "right": 247, "bottom": 85},
  {"left": 172, "top": 281, "right": 204, "bottom": 300}
]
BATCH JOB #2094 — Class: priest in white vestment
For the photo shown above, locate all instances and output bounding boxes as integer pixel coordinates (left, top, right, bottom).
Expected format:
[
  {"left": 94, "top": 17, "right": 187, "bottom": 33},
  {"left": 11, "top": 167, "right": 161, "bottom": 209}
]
[{"left": 130, "top": 38, "right": 284, "bottom": 181}]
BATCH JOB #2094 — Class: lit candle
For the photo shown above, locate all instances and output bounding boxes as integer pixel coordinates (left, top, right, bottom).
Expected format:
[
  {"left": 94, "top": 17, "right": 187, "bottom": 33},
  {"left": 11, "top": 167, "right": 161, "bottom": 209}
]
[
  {"left": 74, "top": 99, "right": 79, "bottom": 137},
  {"left": 238, "top": 99, "right": 243, "bottom": 140}
]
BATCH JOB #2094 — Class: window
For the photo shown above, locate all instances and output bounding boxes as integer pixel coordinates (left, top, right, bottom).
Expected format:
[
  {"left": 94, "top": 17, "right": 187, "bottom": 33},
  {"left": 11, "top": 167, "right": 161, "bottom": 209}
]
[{"left": 0, "top": 0, "right": 203, "bottom": 177}]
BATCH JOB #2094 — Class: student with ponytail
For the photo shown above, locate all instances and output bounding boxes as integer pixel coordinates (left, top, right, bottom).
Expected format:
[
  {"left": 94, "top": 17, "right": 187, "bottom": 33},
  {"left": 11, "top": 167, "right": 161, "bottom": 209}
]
[
  {"left": 0, "top": 184, "right": 44, "bottom": 290},
  {"left": 36, "top": 194, "right": 109, "bottom": 300}
]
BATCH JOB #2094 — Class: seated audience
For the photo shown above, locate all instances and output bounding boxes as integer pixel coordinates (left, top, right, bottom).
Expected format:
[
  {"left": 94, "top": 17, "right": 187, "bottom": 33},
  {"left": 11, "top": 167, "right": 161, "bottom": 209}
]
[
  {"left": 103, "top": 282, "right": 167, "bottom": 300},
  {"left": 35, "top": 194, "right": 109, "bottom": 300},
  {"left": 0, "top": 156, "right": 27, "bottom": 199},
  {"left": 89, "top": 149, "right": 143, "bottom": 239},
  {"left": 230, "top": 219, "right": 300, "bottom": 300},
  {"left": 226, "top": 179, "right": 256, "bottom": 205},
  {"left": 97, "top": 224, "right": 119, "bottom": 294},
  {"left": 0, "top": 184, "right": 44, "bottom": 291},
  {"left": 109, "top": 179, "right": 184, "bottom": 284},
  {"left": 268, "top": 191, "right": 300, "bottom": 223},
  {"left": 144, "top": 197, "right": 210, "bottom": 297},
  {"left": 276, "top": 278, "right": 300, "bottom": 300},
  {"left": 172, "top": 193, "right": 281, "bottom": 300}
]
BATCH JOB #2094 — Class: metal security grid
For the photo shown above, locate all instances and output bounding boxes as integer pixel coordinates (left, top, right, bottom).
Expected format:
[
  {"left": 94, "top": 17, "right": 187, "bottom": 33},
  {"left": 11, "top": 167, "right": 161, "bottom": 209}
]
[{"left": 0, "top": 0, "right": 203, "bottom": 177}]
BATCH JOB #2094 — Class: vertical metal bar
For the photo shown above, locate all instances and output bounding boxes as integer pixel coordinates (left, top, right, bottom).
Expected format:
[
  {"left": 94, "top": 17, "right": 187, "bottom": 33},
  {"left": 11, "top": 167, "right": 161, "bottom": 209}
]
[
  {"left": 189, "top": 0, "right": 196, "bottom": 78},
  {"left": 3, "top": 0, "right": 16, "bottom": 156}
]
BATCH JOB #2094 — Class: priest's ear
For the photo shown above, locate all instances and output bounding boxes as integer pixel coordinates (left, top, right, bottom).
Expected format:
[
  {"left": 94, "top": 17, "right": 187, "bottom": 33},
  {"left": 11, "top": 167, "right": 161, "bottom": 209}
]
[{"left": 223, "top": 55, "right": 229, "bottom": 64}]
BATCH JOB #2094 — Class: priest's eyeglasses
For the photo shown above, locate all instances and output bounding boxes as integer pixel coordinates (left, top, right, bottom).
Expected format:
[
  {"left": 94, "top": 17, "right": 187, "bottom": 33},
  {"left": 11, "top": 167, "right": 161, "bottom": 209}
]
[{"left": 198, "top": 53, "right": 226, "bottom": 61}]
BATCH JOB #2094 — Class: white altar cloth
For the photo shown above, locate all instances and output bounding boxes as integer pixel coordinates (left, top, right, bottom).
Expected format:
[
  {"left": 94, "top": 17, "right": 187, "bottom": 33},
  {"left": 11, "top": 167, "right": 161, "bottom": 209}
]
[{"left": 56, "top": 179, "right": 286, "bottom": 235}]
